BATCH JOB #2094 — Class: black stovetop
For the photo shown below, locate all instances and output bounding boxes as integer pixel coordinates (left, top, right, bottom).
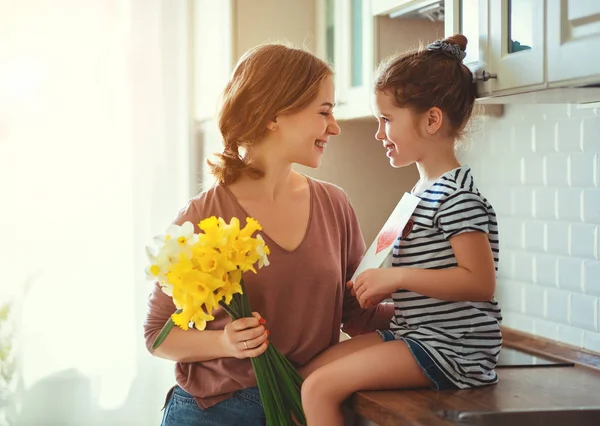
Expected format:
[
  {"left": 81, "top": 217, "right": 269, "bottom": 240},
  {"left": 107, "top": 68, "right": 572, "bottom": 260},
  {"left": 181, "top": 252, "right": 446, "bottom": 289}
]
[{"left": 497, "top": 347, "right": 574, "bottom": 368}]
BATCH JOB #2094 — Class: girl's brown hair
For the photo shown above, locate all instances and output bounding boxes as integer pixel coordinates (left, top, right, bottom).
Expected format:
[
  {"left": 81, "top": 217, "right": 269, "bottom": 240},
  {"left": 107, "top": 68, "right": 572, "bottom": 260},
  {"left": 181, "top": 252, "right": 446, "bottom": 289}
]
[
  {"left": 208, "top": 43, "right": 333, "bottom": 184},
  {"left": 374, "top": 34, "right": 476, "bottom": 138}
]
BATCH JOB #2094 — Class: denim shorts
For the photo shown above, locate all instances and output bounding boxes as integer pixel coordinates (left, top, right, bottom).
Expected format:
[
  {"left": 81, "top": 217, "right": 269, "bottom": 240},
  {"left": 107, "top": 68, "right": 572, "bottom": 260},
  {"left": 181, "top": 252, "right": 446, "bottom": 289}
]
[
  {"left": 161, "top": 385, "right": 266, "bottom": 426},
  {"left": 377, "top": 330, "right": 457, "bottom": 390}
]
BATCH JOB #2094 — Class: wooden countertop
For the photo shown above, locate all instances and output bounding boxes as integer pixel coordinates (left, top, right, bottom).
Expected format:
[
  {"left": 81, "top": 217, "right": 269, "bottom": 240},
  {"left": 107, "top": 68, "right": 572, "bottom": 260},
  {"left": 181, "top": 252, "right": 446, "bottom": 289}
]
[{"left": 351, "top": 328, "right": 600, "bottom": 426}]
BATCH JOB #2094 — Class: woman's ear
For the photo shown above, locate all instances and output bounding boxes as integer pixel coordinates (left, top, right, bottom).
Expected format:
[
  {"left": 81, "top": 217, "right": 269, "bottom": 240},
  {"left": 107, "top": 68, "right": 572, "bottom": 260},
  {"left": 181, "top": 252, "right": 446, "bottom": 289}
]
[
  {"left": 425, "top": 107, "right": 443, "bottom": 135},
  {"left": 266, "top": 117, "right": 278, "bottom": 132}
]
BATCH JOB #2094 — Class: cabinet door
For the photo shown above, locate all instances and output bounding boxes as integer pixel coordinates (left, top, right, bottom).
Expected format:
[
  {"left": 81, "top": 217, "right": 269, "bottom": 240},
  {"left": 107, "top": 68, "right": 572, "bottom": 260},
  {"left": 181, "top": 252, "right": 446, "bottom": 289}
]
[
  {"left": 445, "top": 0, "right": 491, "bottom": 95},
  {"left": 547, "top": 0, "right": 600, "bottom": 84},
  {"left": 336, "top": 0, "right": 374, "bottom": 119},
  {"left": 488, "top": 0, "right": 545, "bottom": 92}
]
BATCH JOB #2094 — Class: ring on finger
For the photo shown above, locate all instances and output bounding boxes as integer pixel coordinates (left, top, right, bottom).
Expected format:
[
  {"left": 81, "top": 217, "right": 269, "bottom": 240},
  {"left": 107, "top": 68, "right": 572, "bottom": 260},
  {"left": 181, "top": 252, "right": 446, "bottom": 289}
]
[{"left": 243, "top": 341, "right": 249, "bottom": 350}]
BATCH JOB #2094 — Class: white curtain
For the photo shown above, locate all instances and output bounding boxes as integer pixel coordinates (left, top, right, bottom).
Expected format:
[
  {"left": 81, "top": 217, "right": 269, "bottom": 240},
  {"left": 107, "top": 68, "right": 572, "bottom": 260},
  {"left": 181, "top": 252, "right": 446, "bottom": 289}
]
[{"left": 0, "top": 1, "right": 193, "bottom": 424}]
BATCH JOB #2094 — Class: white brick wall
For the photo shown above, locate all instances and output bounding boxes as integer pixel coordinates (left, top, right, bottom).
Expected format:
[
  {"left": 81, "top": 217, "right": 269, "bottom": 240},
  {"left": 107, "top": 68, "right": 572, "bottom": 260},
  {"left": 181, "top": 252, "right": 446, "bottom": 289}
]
[{"left": 459, "top": 104, "right": 600, "bottom": 353}]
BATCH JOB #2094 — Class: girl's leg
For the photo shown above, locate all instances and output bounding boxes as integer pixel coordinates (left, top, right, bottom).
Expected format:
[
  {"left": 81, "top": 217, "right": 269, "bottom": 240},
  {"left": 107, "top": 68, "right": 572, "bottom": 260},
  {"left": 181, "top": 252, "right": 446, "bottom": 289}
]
[
  {"left": 301, "top": 338, "right": 431, "bottom": 426},
  {"left": 299, "top": 333, "right": 384, "bottom": 378}
]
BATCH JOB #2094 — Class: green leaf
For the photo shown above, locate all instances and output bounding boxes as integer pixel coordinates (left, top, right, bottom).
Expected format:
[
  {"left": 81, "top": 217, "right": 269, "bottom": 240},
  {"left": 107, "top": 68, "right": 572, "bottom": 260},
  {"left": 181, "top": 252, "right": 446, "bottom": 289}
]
[{"left": 151, "top": 309, "right": 182, "bottom": 350}]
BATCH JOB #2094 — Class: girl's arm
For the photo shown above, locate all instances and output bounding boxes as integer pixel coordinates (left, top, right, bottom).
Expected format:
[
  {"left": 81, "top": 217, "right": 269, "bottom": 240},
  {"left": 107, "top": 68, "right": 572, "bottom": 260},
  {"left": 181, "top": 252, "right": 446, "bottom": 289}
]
[{"left": 354, "top": 231, "right": 496, "bottom": 305}]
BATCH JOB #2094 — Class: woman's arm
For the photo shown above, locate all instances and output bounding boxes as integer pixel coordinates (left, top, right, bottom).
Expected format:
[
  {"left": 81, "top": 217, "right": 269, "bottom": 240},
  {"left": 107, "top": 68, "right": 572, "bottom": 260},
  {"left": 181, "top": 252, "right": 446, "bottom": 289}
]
[
  {"left": 353, "top": 231, "right": 496, "bottom": 305},
  {"left": 144, "top": 283, "right": 269, "bottom": 363}
]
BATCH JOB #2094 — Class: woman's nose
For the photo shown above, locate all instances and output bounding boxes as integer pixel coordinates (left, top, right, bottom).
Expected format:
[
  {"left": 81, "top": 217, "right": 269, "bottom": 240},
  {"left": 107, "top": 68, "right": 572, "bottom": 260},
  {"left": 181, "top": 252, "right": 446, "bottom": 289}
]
[{"left": 328, "top": 117, "right": 341, "bottom": 136}]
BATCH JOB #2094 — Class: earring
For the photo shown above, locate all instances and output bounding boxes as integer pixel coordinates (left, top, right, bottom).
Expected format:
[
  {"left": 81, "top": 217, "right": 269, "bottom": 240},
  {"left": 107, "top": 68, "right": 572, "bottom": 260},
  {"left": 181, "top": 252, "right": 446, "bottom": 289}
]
[{"left": 429, "top": 127, "right": 434, "bottom": 132}]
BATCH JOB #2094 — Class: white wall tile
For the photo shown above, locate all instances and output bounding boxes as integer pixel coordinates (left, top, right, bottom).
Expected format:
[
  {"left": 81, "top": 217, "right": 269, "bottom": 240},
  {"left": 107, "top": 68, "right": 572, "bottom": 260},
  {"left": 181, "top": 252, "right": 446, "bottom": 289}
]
[
  {"left": 583, "top": 260, "right": 600, "bottom": 296},
  {"left": 533, "top": 122, "right": 556, "bottom": 154},
  {"left": 502, "top": 313, "right": 534, "bottom": 334},
  {"left": 499, "top": 218, "right": 523, "bottom": 249},
  {"left": 523, "top": 220, "right": 545, "bottom": 251},
  {"left": 582, "top": 117, "right": 600, "bottom": 152},
  {"left": 534, "top": 254, "right": 557, "bottom": 287},
  {"left": 569, "top": 153, "right": 597, "bottom": 187},
  {"left": 522, "top": 156, "right": 544, "bottom": 185},
  {"left": 556, "top": 189, "right": 582, "bottom": 222},
  {"left": 497, "top": 158, "right": 522, "bottom": 186},
  {"left": 486, "top": 188, "right": 511, "bottom": 216},
  {"left": 545, "top": 288, "right": 570, "bottom": 324},
  {"left": 558, "top": 324, "right": 584, "bottom": 347},
  {"left": 545, "top": 222, "right": 569, "bottom": 255},
  {"left": 569, "top": 224, "right": 597, "bottom": 259},
  {"left": 523, "top": 285, "right": 545, "bottom": 317},
  {"left": 556, "top": 120, "right": 582, "bottom": 152},
  {"left": 557, "top": 257, "right": 583, "bottom": 292},
  {"left": 512, "top": 124, "right": 534, "bottom": 154},
  {"left": 582, "top": 189, "right": 600, "bottom": 224},
  {"left": 495, "top": 279, "right": 524, "bottom": 313},
  {"left": 570, "top": 293, "right": 598, "bottom": 331},
  {"left": 544, "top": 154, "right": 569, "bottom": 187},
  {"left": 512, "top": 187, "right": 534, "bottom": 218},
  {"left": 533, "top": 319, "right": 559, "bottom": 340},
  {"left": 465, "top": 104, "right": 600, "bottom": 350},
  {"left": 514, "top": 252, "right": 534, "bottom": 282},
  {"left": 533, "top": 188, "right": 557, "bottom": 220},
  {"left": 583, "top": 331, "right": 600, "bottom": 352}
]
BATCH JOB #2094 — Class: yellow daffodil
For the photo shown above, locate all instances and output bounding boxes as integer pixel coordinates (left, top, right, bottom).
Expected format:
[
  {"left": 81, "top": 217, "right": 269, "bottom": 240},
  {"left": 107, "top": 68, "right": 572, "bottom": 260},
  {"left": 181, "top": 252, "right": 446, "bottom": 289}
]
[{"left": 146, "top": 217, "right": 270, "bottom": 334}]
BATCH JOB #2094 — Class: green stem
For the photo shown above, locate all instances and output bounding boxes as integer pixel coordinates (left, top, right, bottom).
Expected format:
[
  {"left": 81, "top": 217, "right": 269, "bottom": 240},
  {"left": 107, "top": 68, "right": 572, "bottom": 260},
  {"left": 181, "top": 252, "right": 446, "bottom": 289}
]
[{"left": 151, "top": 308, "right": 182, "bottom": 350}]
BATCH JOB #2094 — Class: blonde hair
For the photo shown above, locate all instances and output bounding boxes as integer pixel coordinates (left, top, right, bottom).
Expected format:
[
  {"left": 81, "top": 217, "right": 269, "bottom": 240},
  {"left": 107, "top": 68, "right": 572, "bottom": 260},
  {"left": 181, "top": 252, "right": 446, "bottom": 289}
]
[{"left": 208, "top": 43, "right": 333, "bottom": 184}]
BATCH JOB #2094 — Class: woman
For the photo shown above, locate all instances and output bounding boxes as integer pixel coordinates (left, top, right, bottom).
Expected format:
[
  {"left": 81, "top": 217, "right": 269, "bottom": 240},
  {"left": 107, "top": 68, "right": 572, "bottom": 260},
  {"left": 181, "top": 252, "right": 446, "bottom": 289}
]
[{"left": 143, "top": 43, "right": 394, "bottom": 426}]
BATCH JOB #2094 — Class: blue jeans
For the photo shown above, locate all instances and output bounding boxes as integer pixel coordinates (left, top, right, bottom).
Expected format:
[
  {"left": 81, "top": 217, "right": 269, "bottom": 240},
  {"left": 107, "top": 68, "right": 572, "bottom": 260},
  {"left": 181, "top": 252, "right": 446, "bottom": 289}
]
[
  {"left": 161, "top": 385, "right": 266, "bottom": 426},
  {"left": 377, "top": 330, "right": 458, "bottom": 390}
]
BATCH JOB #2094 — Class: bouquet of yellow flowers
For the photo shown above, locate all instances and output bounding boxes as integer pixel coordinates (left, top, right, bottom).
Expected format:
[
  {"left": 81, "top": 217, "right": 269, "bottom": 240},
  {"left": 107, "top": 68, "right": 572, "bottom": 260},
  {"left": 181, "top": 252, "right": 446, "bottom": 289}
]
[{"left": 146, "top": 216, "right": 305, "bottom": 425}]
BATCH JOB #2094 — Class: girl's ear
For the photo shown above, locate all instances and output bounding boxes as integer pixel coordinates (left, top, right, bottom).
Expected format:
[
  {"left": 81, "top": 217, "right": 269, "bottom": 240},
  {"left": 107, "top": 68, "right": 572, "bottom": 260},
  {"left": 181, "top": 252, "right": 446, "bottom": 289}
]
[{"left": 425, "top": 107, "right": 443, "bottom": 135}]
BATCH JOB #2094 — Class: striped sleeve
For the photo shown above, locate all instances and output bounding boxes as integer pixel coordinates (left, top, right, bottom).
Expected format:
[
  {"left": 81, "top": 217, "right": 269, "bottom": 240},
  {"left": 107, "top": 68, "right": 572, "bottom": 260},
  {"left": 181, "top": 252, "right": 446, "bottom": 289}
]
[{"left": 435, "top": 190, "right": 490, "bottom": 239}]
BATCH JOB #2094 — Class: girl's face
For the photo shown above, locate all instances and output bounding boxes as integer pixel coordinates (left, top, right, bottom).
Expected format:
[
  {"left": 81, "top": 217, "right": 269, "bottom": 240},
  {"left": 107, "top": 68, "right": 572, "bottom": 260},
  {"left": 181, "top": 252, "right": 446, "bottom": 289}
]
[
  {"left": 275, "top": 77, "right": 341, "bottom": 169},
  {"left": 374, "top": 91, "right": 425, "bottom": 168}
]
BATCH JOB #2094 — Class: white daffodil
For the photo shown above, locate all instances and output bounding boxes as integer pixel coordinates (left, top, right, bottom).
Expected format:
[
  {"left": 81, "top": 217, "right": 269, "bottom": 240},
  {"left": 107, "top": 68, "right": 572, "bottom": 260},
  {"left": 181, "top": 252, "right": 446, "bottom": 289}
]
[
  {"left": 256, "top": 234, "right": 270, "bottom": 269},
  {"left": 165, "top": 221, "right": 199, "bottom": 248}
]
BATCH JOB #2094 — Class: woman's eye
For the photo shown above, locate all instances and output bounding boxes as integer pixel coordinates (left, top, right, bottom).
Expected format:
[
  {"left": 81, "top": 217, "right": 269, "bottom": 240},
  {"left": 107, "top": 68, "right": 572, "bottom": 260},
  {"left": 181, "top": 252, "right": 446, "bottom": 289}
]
[
  {"left": 320, "top": 112, "right": 330, "bottom": 116},
  {"left": 382, "top": 117, "right": 390, "bottom": 123}
]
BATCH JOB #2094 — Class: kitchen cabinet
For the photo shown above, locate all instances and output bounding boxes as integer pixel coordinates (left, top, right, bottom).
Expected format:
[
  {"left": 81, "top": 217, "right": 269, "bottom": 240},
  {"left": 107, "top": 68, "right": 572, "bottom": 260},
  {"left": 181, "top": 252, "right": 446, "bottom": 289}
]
[
  {"left": 446, "top": 0, "right": 600, "bottom": 103},
  {"left": 547, "top": 0, "right": 600, "bottom": 85},
  {"left": 488, "top": 0, "right": 545, "bottom": 92},
  {"left": 316, "top": 0, "right": 375, "bottom": 119}
]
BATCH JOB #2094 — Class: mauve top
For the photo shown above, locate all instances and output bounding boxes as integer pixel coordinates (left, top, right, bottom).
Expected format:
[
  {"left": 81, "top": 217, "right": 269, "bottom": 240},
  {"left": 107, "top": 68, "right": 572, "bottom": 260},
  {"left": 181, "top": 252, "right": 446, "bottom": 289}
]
[{"left": 143, "top": 177, "right": 394, "bottom": 409}]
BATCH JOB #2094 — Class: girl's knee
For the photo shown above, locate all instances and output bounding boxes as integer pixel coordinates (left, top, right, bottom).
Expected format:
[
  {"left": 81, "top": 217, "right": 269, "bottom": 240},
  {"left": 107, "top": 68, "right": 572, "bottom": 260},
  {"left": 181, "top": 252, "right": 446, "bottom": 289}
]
[{"left": 301, "top": 367, "right": 342, "bottom": 406}]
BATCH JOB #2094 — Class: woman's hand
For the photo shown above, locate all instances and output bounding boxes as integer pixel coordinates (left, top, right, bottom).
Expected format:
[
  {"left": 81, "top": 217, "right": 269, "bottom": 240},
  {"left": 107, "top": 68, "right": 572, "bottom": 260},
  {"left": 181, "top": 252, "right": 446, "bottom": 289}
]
[
  {"left": 221, "top": 312, "right": 270, "bottom": 359},
  {"left": 352, "top": 268, "right": 400, "bottom": 308}
]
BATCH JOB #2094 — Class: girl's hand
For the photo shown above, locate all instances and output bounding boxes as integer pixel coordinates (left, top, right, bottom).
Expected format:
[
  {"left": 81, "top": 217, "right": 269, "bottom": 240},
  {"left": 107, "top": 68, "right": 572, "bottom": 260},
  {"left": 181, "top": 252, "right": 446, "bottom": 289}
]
[
  {"left": 353, "top": 268, "right": 400, "bottom": 308},
  {"left": 221, "top": 312, "right": 269, "bottom": 359}
]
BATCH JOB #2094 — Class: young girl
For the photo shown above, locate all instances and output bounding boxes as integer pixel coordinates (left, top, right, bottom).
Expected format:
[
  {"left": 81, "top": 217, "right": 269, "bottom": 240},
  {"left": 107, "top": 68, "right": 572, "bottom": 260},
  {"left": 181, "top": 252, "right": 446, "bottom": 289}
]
[{"left": 300, "top": 34, "right": 502, "bottom": 425}]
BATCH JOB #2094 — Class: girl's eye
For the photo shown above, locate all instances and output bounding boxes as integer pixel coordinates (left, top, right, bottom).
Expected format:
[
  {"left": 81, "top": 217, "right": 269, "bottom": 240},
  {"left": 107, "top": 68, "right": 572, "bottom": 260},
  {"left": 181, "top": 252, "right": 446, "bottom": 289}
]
[
  {"left": 382, "top": 117, "right": 390, "bottom": 123},
  {"left": 320, "top": 112, "right": 330, "bottom": 117}
]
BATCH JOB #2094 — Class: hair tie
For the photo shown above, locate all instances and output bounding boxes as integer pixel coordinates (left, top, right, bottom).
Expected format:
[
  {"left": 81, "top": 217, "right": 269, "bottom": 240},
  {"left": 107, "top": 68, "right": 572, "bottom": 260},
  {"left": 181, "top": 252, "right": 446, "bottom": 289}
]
[{"left": 426, "top": 40, "right": 466, "bottom": 62}]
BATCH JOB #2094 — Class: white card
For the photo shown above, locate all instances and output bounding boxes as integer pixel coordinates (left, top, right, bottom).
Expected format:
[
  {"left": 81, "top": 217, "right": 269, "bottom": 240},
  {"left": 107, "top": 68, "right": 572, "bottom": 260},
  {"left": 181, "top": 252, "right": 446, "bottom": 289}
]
[{"left": 351, "top": 192, "right": 420, "bottom": 281}]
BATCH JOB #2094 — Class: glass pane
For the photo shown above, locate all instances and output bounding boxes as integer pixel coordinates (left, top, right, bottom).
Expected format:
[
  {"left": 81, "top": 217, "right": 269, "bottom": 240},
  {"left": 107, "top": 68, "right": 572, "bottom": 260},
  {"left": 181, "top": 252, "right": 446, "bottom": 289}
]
[
  {"left": 508, "top": 0, "right": 533, "bottom": 54},
  {"left": 459, "top": 0, "right": 480, "bottom": 64},
  {"left": 325, "top": 0, "right": 335, "bottom": 65},
  {"left": 350, "top": 0, "right": 363, "bottom": 87}
]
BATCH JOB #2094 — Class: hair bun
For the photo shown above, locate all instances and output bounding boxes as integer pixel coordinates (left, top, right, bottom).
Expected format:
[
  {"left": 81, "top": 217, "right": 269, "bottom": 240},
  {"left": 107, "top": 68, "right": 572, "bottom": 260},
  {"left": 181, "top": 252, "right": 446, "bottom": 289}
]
[{"left": 443, "top": 34, "right": 468, "bottom": 52}]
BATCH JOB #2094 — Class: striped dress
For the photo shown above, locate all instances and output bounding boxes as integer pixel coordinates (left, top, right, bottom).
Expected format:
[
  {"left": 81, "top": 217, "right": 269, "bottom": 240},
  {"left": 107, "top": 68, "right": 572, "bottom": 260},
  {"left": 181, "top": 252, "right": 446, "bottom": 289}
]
[{"left": 389, "top": 165, "right": 502, "bottom": 388}]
